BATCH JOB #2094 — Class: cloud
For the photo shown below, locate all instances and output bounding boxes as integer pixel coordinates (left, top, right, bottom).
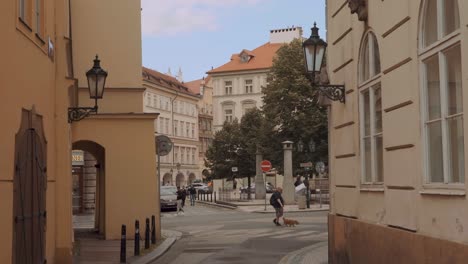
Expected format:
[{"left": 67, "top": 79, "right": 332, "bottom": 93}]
[{"left": 141, "top": 0, "right": 267, "bottom": 37}]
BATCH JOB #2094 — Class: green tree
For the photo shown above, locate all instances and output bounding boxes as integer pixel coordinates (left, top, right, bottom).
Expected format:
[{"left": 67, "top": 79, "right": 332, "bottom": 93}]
[
  {"left": 261, "top": 39, "right": 328, "bottom": 174},
  {"left": 204, "top": 119, "right": 242, "bottom": 180}
]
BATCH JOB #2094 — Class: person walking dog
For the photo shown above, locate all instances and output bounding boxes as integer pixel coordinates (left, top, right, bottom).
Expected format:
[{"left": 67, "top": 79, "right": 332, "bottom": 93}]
[{"left": 270, "top": 187, "right": 284, "bottom": 226}]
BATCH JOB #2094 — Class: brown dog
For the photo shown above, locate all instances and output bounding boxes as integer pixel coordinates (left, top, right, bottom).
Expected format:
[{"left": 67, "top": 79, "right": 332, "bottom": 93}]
[{"left": 283, "top": 218, "right": 299, "bottom": 227}]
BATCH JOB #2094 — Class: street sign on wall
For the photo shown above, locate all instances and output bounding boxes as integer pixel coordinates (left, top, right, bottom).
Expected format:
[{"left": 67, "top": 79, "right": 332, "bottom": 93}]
[
  {"left": 232, "top": 167, "right": 238, "bottom": 172},
  {"left": 261, "top": 160, "right": 272, "bottom": 172}
]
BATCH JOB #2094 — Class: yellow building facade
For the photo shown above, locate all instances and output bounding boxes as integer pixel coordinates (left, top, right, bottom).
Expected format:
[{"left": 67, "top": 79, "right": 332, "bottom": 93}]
[
  {"left": 326, "top": 0, "right": 468, "bottom": 262},
  {"left": 0, "top": 0, "right": 160, "bottom": 263}
]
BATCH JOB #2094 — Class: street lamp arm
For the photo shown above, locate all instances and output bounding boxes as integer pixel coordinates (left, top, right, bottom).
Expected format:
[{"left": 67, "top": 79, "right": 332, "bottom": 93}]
[{"left": 68, "top": 106, "right": 97, "bottom": 123}]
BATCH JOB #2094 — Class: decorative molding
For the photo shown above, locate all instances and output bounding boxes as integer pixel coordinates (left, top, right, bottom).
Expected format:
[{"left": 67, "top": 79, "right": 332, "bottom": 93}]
[
  {"left": 335, "top": 153, "right": 356, "bottom": 159},
  {"left": 333, "top": 28, "right": 353, "bottom": 45},
  {"left": 386, "top": 185, "right": 415, "bottom": 190},
  {"left": 346, "top": 89, "right": 354, "bottom": 94},
  {"left": 347, "top": 0, "right": 368, "bottom": 22},
  {"left": 383, "top": 57, "right": 412, "bottom": 75},
  {"left": 382, "top": 16, "right": 411, "bottom": 38},
  {"left": 334, "top": 121, "right": 355, "bottom": 130},
  {"left": 332, "top": 1, "right": 348, "bottom": 18},
  {"left": 360, "top": 188, "right": 385, "bottom": 192},
  {"left": 385, "top": 144, "right": 414, "bottom": 151},
  {"left": 419, "top": 189, "right": 466, "bottom": 196},
  {"left": 336, "top": 185, "right": 356, "bottom": 188},
  {"left": 333, "top": 59, "right": 353, "bottom": 73},
  {"left": 384, "top": 100, "right": 413, "bottom": 113}
]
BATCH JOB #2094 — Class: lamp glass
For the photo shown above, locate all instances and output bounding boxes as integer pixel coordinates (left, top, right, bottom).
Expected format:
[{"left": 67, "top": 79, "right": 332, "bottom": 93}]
[{"left": 304, "top": 43, "right": 326, "bottom": 73}]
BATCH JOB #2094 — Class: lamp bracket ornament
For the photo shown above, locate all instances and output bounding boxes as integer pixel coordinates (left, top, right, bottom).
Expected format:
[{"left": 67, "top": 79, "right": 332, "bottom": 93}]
[
  {"left": 68, "top": 107, "right": 97, "bottom": 123},
  {"left": 316, "top": 85, "right": 346, "bottom": 103},
  {"left": 347, "top": 0, "right": 368, "bottom": 22}
]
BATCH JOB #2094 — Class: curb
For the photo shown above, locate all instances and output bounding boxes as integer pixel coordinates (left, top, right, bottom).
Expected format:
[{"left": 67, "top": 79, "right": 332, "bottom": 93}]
[
  {"left": 252, "top": 208, "right": 330, "bottom": 214},
  {"left": 196, "top": 200, "right": 237, "bottom": 210},
  {"left": 130, "top": 230, "right": 182, "bottom": 264},
  {"left": 278, "top": 241, "right": 328, "bottom": 264}
]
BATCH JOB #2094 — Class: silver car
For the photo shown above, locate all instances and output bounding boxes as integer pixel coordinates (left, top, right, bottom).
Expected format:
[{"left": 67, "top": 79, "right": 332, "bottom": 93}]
[{"left": 160, "top": 186, "right": 177, "bottom": 211}]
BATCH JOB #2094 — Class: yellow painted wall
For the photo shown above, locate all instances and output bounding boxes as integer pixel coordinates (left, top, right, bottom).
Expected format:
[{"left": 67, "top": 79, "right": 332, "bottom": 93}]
[
  {"left": 78, "top": 87, "right": 145, "bottom": 113},
  {"left": 72, "top": 115, "right": 160, "bottom": 240},
  {"left": 71, "top": 0, "right": 143, "bottom": 89}
]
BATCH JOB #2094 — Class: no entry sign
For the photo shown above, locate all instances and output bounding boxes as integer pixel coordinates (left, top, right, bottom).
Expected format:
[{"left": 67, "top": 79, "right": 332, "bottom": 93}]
[{"left": 261, "top": 160, "right": 272, "bottom": 172}]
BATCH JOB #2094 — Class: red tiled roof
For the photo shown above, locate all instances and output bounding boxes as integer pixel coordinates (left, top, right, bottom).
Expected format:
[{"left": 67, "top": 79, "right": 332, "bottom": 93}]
[
  {"left": 185, "top": 76, "right": 212, "bottom": 94},
  {"left": 142, "top": 67, "right": 198, "bottom": 97},
  {"left": 207, "top": 42, "right": 284, "bottom": 74}
]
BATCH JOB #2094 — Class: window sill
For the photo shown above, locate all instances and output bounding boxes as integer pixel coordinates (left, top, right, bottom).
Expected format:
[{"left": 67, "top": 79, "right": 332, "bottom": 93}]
[
  {"left": 419, "top": 189, "right": 466, "bottom": 196},
  {"left": 18, "top": 17, "right": 32, "bottom": 31},
  {"left": 35, "top": 33, "right": 46, "bottom": 45}
]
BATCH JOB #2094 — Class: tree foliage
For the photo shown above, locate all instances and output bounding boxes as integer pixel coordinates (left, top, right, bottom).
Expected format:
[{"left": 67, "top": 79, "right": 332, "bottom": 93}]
[{"left": 205, "top": 39, "right": 328, "bottom": 179}]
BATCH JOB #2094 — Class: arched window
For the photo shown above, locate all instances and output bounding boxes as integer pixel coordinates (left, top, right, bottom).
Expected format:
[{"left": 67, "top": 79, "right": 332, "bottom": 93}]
[
  {"left": 221, "top": 101, "right": 235, "bottom": 123},
  {"left": 359, "top": 32, "right": 381, "bottom": 84},
  {"left": 420, "top": 0, "right": 463, "bottom": 184},
  {"left": 359, "top": 31, "right": 383, "bottom": 184},
  {"left": 421, "top": 0, "right": 460, "bottom": 48}
]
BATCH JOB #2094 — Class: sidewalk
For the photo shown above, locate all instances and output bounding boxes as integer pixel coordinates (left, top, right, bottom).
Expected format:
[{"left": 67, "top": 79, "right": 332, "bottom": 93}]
[
  {"left": 278, "top": 241, "right": 328, "bottom": 264},
  {"left": 198, "top": 197, "right": 329, "bottom": 213},
  {"left": 73, "top": 229, "right": 181, "bottom": 264}
]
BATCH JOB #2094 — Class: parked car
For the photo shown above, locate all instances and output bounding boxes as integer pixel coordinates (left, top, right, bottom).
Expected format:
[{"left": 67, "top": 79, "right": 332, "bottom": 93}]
[
  {"left": 160, "top": 186, "right": 177, "bottom": 211},
  {"left": 240, "top": 182, "right": 276, "bottom": 193},
  {"left": 187, "top": 183, "right": 212, "bottom": 194}
]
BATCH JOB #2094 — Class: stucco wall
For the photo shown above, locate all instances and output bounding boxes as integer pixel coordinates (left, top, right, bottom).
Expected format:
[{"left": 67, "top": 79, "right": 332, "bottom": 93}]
[
  {"left": 327, "top": 0, "right": 468, "bottom": 253},
  {"left": 72, "top": 115, "right": 160, "bottom": 240}
]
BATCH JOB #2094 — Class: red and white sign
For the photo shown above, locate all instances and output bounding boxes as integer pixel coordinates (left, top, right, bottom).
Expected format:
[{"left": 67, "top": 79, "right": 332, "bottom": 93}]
[{"left": 261, "top": 160, "right": 272, "bottom": 172}]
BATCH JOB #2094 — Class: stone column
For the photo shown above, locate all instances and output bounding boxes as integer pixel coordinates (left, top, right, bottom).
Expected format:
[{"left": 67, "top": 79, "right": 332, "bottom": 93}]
[
  {"left": 282, "top": 141, "right": 295, "bottom": 204},
  {"left": 255, "top": 149, "right": 266, "bottom": 199}
]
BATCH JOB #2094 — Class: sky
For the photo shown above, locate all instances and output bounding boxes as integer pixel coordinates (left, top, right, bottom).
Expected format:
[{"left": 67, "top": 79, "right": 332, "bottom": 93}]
[{"left": 141, "top": 0, "right": 326, "bottom": 82}]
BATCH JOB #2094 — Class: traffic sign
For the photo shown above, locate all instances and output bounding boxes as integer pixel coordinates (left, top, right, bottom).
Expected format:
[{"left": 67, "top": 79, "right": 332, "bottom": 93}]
[
  {"left": 261, "top": 160, "right": 272, "bottom": 172},
  {"left": 300, "top": 162, "right": 313, "bottom": 168},
  {"left": 231, "top": 167, "right": 238, "bottom": 172}
]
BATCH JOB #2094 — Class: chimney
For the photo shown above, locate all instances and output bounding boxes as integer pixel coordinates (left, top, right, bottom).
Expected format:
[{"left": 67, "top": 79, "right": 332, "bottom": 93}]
[{"left": 269, "top": 26, "right": 303, "bottom": 44}]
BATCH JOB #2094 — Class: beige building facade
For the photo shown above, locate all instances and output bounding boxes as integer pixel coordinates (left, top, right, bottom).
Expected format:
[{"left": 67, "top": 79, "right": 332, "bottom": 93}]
[
  {"left": 186, "top": 77, "right": 214, "bottom": 179},
  {"left": 208, "top": 27, "right": 303, "bottom": 130},
  {"left": 143, "top": 68, "right": 201, "bottom": 187},
  {"left": 326, "top": 0, "right": 468, "bottom": 262},
  {"left": 0, "top": 0, "right": 160, "bottom": 263}
]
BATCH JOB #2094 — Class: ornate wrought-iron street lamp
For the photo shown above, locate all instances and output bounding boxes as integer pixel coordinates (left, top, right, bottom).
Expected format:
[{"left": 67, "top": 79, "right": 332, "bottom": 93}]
[
  {"left": 68, "top": 55, "right": 108, "bottom": 122},
  {"left": 303, "top": 23, "right": 345, "bottom": 103}
]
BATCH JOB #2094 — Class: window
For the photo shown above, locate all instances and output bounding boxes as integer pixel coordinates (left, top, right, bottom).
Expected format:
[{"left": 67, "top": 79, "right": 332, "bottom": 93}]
[
  {"left": 359, "top": 32, "right": 381, "bottom": 83},
  {"left": 165, "top": 119, "right": 169, "bottom": 134},
  {"left": 175, "top": 147, "right": 179, "bottom": 163},
  {"left": 186, "top": 123, "right": 190, "bottom": 138},
  {"left": 192, "top": 123, "right": 195, "bottom": 138},
  {"left": 245, "top": 79, "right": 253, "bottom": 93},
  {"left": 225, "top": 81, "right": 233, "bottom": 95},
  {"left": 181, "top": 147, "right": 186, "bottom": 164},
  {"left": 420, "top": 0, "right": 463, "bottom": 184},
  {"left": 35, "top": 0, "right": 44, "bottom": 37},
  {"left": 359, "top": 31, "right": 383, "bottom": 184},
  {"left": 242, "top": 101, "right": 256, "bottom": 115},
  {"left": 422, "top": 0, "right": 460, "bottom": 48},
  {"left": 192, "top": 149, "right": 196, "bottom": 164},
  {"left": 225, "top": 109, "right": 233, "bottom": 122},
  {"left": 146, "top": 93, "right": 151, "bottom": 106},
  {"left": 360, "top": 85, "right": 383, "bottom": 183}
]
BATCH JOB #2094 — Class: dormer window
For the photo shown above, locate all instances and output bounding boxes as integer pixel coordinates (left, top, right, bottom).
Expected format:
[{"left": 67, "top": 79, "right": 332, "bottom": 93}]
[{"left": 240, "top": 53, "right": 250, "bottom": 63}]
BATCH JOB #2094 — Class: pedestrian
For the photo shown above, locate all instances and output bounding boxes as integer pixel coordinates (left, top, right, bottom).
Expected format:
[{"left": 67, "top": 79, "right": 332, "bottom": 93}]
[
  {"left": 176, "top": 187, "right": 184, "bottom": 213},
  {"left": 294, "top": 174, "right": 302, "bottom": 187},
  {"left": 181, "top": 186, "right": 187, "bottom": 207},
  {"left": 270, "top": 187, "right": 284, "bottom": 226},
  {"left": 189, "top": 185, "right": 197, "bottom": 206},
  {"left": 233, "top": 179, "right": 237, "bottom": 189}
]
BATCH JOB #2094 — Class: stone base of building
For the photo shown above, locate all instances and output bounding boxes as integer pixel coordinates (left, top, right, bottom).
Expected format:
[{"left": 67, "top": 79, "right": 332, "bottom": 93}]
[{"left": 328, "top": 214, "right": 468, "bottom": 264}]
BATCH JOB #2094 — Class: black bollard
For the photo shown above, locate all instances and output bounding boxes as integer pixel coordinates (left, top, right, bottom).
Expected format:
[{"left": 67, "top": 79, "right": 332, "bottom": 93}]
[
  {"left": 210, "top": 192, "right": 213, "bottom": 202},
  {"left": 134, "top": 220, "right": 140, "bottom": 256},
  {"left": 145, "top": 218, "right": 150, "bottom": 249},
  {"left": 151, "top": 215, "right": 156, "bottom": 244},
  {"left": 214, "top": 191, "right": 217, "bottom": 203},
  {"left": 120, "top": 225, "right": 126, "bottom": 263}
]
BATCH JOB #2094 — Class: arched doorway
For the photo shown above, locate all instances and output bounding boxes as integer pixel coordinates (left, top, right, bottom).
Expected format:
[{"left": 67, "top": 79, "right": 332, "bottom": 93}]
[
  {"left": 176, "top": 173, "right": 185, "bottom": 188},
  {"left": 72, "top": 140, "right": 105, "bottom": 238},
  {"left": 188, "top": 173, "right": 196, "bottom": 184},
  {"left": 163, "top": 173, "right": 173, "bottom": 186}
]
